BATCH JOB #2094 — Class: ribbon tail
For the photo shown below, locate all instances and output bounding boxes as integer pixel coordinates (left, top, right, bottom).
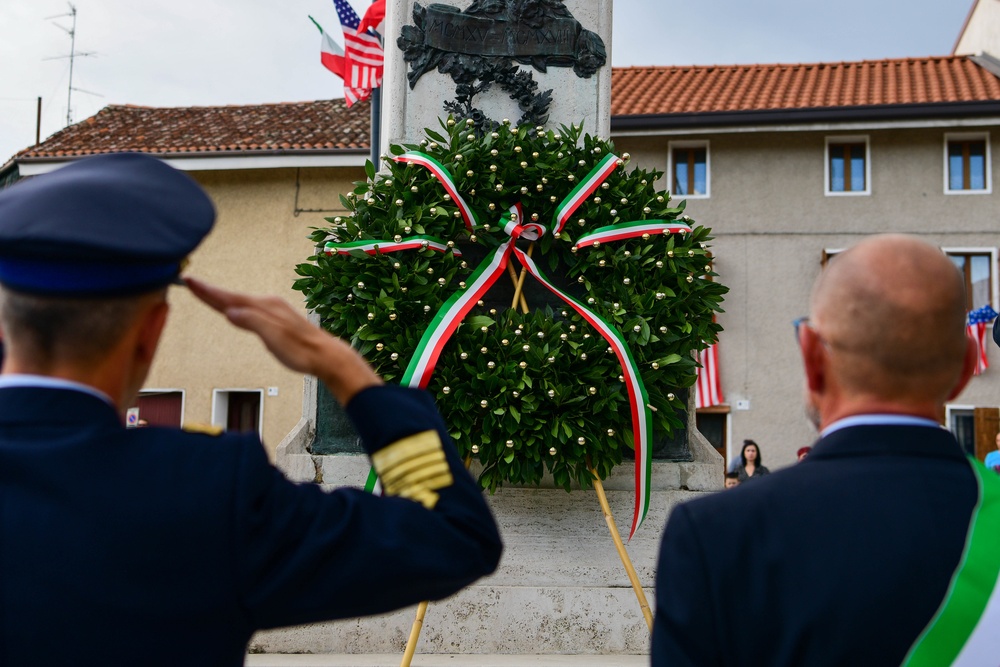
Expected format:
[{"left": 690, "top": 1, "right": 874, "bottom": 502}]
[
  {"left": 401, "top": 242, "right": 513, "bottom": 389},
  {"left": 512, "top": 246, "right": 653, "bottom": 538}
]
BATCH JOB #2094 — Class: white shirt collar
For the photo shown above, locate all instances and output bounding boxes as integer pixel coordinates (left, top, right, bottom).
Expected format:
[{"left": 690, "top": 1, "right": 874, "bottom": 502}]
[
  {"left": 0, "top": 374, "right": 115, "bottom": 407},
  {"left": 820, "top": 414, "right": 943, "bottom": 439}
]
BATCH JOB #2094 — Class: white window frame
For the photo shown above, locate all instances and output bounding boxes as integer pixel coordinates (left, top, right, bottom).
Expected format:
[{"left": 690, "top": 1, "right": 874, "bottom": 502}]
[
  {"left": 944, "top": 132, "right": 992, "bottom": 195},
  {"left": 211, "top": 388, "right": 264, "bottom": 434},
  {"left": 824, "top": 135, "right": 871, "bottom": 196},
  {"left": 942, "top": 246, "right": 999, "bottom": 312},
  {"left": 136, "top": 388, "right": 186, "bottom": 426},
  {"left": 668, "top": 140, "right": 711, "bottom": 199}
]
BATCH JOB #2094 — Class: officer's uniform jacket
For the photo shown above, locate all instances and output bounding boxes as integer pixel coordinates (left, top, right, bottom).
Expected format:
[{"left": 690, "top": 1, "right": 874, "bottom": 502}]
[{"left": 0, "top": 382, "right": 502, "bottom": 666}]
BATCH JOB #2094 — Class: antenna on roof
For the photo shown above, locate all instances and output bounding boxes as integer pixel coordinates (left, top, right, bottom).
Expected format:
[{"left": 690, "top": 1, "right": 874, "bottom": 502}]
[{"left": 44, "top": 3, "right": 97, "bottom": 126}]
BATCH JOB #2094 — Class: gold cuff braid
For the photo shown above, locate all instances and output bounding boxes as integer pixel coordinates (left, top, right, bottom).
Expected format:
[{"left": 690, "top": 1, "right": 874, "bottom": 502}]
[{"left": 371, "top": 430, "right": 453, "bottom": 509}]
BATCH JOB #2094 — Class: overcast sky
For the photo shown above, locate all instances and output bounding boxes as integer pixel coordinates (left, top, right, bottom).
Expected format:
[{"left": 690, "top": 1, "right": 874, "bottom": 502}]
[{"left": 0, "top": 1, "right": 974, "bottom": 164}]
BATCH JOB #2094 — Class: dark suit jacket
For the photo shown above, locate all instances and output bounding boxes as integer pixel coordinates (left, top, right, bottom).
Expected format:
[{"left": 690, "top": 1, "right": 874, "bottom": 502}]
[
  {"left": 652, "top": 424, "right": 976, "bottom": 667},
  {"left": 0, "top": 383, "right": 501, "bottom": 666}
]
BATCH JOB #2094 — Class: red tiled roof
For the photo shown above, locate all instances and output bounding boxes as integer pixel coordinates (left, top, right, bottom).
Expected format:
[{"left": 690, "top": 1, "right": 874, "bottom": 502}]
[
  {"left": 611, "top": 56, "right": 1000, "bottom": 117},
  {"left": 12, "top": 56, "right": 1000, "bottom": 164},
  {"left": 15, "top": 99, "right": 369, "bottom": 160}
]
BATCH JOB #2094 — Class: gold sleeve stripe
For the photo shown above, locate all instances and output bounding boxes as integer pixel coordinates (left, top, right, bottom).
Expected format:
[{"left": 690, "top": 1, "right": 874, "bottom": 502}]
[{"left": 371, "top": 430, "right": 454, "bottom": 510}]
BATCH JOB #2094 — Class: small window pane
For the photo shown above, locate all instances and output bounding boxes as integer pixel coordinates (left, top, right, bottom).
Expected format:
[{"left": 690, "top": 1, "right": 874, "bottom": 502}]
[
  {"left": 971, "top": 254, "right": 991, "bottom": 308},
  {"left": 949, "top": 148, "right": 965, "bottom": 191},
  {"left": 850, "top": 154, "right": 865, "bottom": 191},
  {"left": 830, "top": 146, "right": 845, "bottom": 191},
  {"left": 970, "top": 143, "right": 986, "bottom": 190},
  {"left": 674, "top": 160, "right": 689, "bottom": 195}
]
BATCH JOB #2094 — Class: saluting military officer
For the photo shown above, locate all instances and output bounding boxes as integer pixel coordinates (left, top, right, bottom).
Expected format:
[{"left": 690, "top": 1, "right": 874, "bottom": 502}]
[{"left": 0, "top": 153, "right": 502, "bottom": 666}]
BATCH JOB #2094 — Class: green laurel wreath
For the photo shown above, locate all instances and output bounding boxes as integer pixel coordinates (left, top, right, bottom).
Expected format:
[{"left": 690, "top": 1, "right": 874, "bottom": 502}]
[{"left": 294, "top": 119, "right": 727, "bottom": 492}]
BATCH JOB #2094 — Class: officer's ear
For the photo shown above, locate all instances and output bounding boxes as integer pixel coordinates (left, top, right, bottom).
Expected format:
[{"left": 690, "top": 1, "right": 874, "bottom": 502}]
[{"left": 134, "top": 296, "right": 169, "bottom": 367}]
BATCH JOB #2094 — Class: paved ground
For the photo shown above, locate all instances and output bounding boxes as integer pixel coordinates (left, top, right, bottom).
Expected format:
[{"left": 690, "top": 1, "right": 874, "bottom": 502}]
[{"left": 245, "top": 655, "right": 648, "bottom": 666}]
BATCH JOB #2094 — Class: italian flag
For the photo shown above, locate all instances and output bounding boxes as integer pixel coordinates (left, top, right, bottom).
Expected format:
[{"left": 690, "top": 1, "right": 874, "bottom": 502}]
[{"left": 310, "top": 16, "right": 345, "bottom": 79}]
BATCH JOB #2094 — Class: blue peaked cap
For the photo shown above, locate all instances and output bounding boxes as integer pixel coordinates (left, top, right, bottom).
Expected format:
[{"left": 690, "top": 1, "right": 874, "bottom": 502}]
[{"left": 0, "top": 153, "right": 215, "bottom": 296}]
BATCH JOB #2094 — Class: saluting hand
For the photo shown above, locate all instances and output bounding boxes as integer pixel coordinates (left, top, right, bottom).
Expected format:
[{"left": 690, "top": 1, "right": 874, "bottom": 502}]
[{"left": 184, "top": 277, "right": 382, "bottom": 405}]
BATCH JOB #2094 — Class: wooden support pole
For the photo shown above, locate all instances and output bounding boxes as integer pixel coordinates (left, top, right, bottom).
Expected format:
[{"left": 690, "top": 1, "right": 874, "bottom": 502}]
[
  {"left": 399, "top": 600, "right": 429, "bottom": 667},
  {"left": 506, "top": 262, "right": 530, "bottom": 313},
  {"left": 590, "top": 466, "right": 654, "bottom": 632},
  {"left": 510, "top": 242, "right": 535, "bottom": 312},
  {"left": 399, "top": 456, "right": 474, "bottom": 667}
]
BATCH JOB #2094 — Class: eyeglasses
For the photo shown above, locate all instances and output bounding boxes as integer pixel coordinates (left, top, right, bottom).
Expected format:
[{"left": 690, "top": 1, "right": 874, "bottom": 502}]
[
  {"left": 794, "top": 316, "right": 835, "bottom": 351},
  {"left": 793, "top": 316, "right": 811, "bottom": 344}
]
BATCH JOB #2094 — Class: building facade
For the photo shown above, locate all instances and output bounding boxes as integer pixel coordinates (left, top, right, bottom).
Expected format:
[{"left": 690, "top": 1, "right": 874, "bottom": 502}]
[{"left": 611, "top": 56, "right": 1000, "bottom": 467}]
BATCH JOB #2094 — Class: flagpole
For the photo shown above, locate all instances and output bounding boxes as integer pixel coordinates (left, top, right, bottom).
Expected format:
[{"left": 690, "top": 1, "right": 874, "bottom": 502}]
[
  {"left": 370, "top": 86, "right": 381, "bottom": 167},
  {"left": 368, "top": 0, "right": 381, "bottom": 168}
]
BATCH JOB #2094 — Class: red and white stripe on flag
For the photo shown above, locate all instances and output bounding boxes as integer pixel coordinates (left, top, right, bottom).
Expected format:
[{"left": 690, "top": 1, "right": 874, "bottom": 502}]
[
  {"left": 695, "top": 343, "right": 724, "bottom": 409},
  {"left": 967, "top": 305, "right": 998, "bottom": 376},
  {"left": 343, "top": 27, "right": 383, "bottom": 105},
  {"left": 969, "top": 322, "right": 990, "bottom": 376}
]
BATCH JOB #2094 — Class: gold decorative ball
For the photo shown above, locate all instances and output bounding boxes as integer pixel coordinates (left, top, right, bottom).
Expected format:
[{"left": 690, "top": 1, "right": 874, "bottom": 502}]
[
  {"left": 376, "top": 343, "right": 384, "bottom": 351},
  {"left": 480, "top": 400, "right": 488, "bottom": 408},
  {"left": 389, "top": 313, "right": 397, "bottom": 321},
  {"left": 506, "top": 440, "right": 514, "bottom": 448},
  {"left": 667, "top": 393, "right": 676, "bottom": 401},
  {"left": 687, "top": 275, "right": 694, "bottom": 283},
  {"left": 577, "top": 437, "right": 586, "bottom": 445},
  {"left": 442, "top": 386, "right": 451, "bottom": 394},
  {"left": 547, "top": 389, "right": 555, "bottom": 398},
  {"left": 652, "top": 362, "right": 660, "bottom": 369},
  {"left": 549, "top": 447, "right": 557, "bottom": 456},
  {"left": 391, "top": 353, "right": 399, "bottom": 360},
  {"left": 460, "top": 352, "right": 469, "bottom": 360},
  {"left": 471, "top": 444, "right": 480, "bottom": 453},
  {"left": 519, "top": 361, "right": 527, "bottom": 369},
  {"left": 480, "top": 346, "right": 488, "bottom": 354}
]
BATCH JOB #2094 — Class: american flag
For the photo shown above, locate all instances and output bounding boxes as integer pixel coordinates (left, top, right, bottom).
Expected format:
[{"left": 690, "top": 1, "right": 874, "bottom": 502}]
[
  {"left": 333, "top": 0, "right": 384, "bottom": 106},
  {"left": 695, "top": 342, "right": 724, "bottom": 409},
  {"left": 967, "top": 304, "right": 998, "bottom": 375}
]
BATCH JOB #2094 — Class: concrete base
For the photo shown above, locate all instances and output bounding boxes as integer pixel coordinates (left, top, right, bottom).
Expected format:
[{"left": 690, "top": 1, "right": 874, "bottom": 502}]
[
  {"left": 262, "top": 400, "right": 721, "bottom": 656},
  {"left": 246, "top": 655, "right": 647, "bottom": 666}
]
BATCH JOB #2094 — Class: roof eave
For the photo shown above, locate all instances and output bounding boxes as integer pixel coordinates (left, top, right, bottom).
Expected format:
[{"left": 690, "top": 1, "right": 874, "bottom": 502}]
[
  {"left": 13, "top": 147, "right": 371, "bottom": 176},
  {"left": 611, "top": 100, "right": 1000, "bottom": 132}
]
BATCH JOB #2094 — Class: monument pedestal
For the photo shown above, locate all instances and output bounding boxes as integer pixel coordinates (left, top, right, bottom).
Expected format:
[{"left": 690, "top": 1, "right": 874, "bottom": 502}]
[{"left": 253, "top": 384, "right": 721, "bottom": 657}]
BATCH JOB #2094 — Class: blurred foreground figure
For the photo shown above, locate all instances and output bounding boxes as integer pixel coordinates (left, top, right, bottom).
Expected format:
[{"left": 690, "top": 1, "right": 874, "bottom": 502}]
[
  {"left": 0, "top": 154, "right": 501, "bottom": 666},
  {"left": 653, "top": 234, "right": 1000, "bottom": 667}
]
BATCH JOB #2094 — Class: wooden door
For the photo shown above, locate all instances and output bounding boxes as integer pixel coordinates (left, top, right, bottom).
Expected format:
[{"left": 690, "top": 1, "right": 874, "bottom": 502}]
[
  {"left": 974, "top": 407, "right": 999, "bottom": 463},
  {"left": 134, "top": 392, "right": 182, "bottom": 427}
]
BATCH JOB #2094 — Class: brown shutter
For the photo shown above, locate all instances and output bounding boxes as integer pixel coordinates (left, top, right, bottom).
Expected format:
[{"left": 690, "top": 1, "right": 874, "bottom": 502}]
[{"left": 974, "top": 407, "right": 999, "bottom": 462}]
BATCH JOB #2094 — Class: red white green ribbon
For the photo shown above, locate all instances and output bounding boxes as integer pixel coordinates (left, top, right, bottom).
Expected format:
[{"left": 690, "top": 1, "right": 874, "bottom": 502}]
[
  {"left": 401, "top": 241, "right": 511, "bottom": 389},
  {"left": 512, "top": 246, "right": 653, "bottom": 538},
  {"left": 902, "top": 458, "right": 1000, "bottom": 667},
  {"left": 553, "top": 153, "right": 619, "bottom": 234},
  {"left": 575, "top": 220, "right": 692, "bottom": 249},
  {"left": 395, "top": 152, "right": 479, "bottom": 231},
  {"left": 324, "top": 235, "right": 461, "bottom": 256}
]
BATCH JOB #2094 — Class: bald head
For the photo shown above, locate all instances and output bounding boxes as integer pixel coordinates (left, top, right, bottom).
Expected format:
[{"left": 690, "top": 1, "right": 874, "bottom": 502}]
[{"left": 810, "top": 235, "right": 969, "bottom": 404}]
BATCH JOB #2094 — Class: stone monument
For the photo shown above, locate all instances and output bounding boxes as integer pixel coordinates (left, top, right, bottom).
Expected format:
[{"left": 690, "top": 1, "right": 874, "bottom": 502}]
[{"left": 259, "top": 0, "right": 724, "bottom": 660}]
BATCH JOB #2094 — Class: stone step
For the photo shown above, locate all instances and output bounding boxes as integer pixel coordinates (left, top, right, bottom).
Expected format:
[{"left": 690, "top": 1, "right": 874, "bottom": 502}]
[{"left": 245, "top": 654, "right": 647, "bottom": 667}]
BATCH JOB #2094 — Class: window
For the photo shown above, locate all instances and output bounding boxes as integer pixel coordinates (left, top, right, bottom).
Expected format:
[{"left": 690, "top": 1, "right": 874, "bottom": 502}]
[
  {"left": 947, "top": 250, "right": 995, "bottom": 311},
  {"left": 825, "top": 136, "right": 869, "bottom": 195},
  {"left": 945, "top": 133, "right": 990, "bottom": 194},
  {"left": 212, "top": 389, "right": 263, "bottom": 435},
  {"left": 669, "top": 142, "right": 709, "bottom": 198}
]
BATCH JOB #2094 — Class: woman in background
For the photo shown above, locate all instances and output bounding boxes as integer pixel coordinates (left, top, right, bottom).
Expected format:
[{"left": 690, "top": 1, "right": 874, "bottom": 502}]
[{"left": 736, "top": 439, "right": 770, "bottom": 482}]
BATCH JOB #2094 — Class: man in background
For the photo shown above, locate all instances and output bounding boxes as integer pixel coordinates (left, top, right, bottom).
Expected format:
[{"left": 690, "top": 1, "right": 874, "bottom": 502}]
[
  {"left": 0, "top": 153, "right": 502, "bottom": 665},
  {"left": 653, "top": 234, "right": 999, "bottom": 666}
]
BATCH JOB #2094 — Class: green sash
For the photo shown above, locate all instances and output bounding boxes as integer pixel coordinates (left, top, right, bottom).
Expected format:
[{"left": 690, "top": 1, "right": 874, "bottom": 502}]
[{"left": 902, "top": 458, "right": 1000, "bottom": 666}]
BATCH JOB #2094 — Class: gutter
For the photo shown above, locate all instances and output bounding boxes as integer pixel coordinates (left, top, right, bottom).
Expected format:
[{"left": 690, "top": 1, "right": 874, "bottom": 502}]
[
  {"left": 611, "top": 100, "right": 1000, "bottom": 132},
  {"left": 14, "top": 147, "right": 371, "bottom": 176}
]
